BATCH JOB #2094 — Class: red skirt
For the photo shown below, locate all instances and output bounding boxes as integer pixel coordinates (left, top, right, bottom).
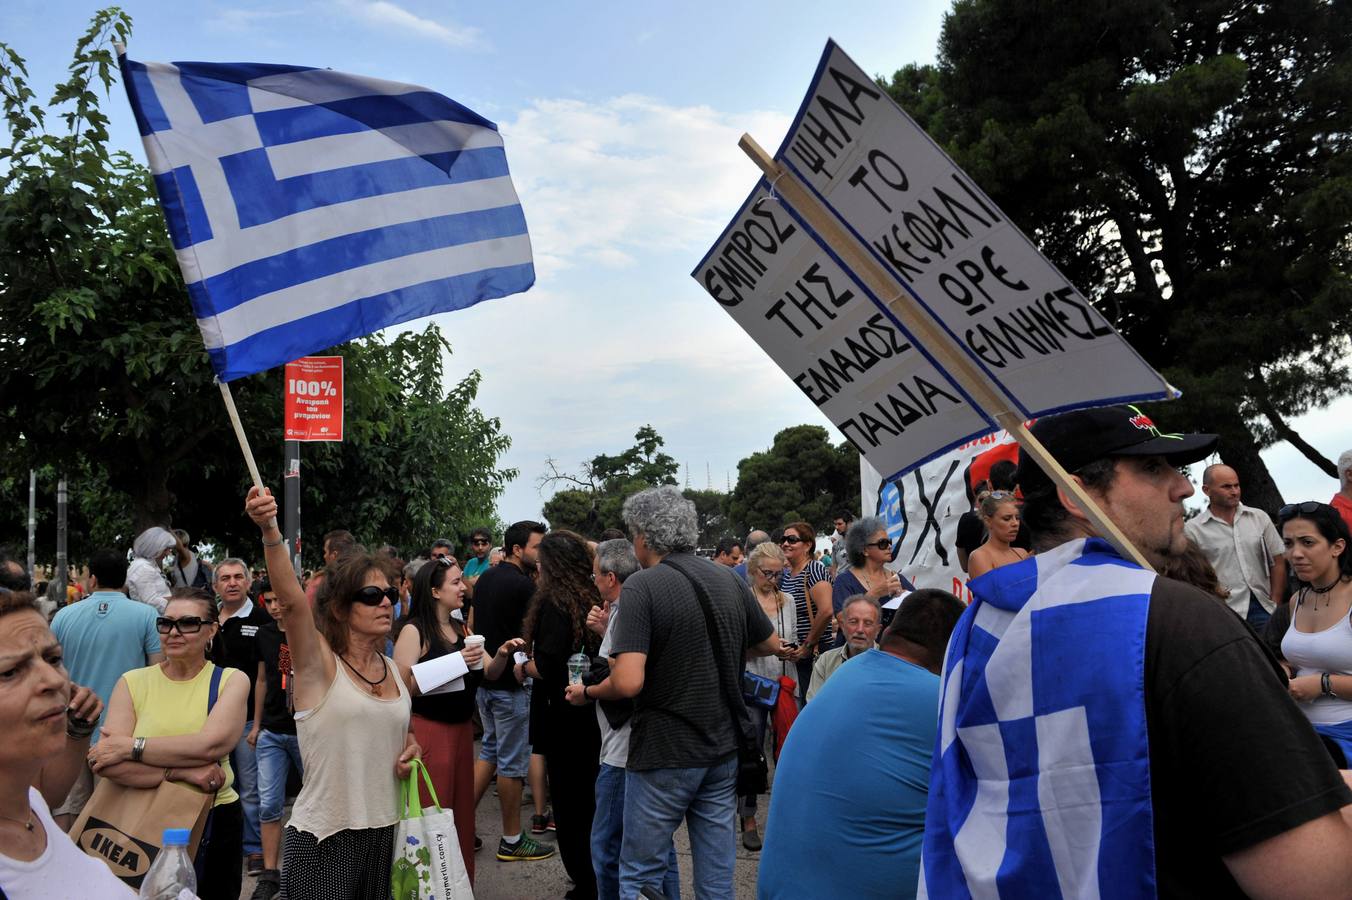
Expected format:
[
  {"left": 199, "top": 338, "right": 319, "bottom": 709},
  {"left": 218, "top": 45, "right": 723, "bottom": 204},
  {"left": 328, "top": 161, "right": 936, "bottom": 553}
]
[{"left": 410, "top": 715, "right": 476, "bottom": 884}]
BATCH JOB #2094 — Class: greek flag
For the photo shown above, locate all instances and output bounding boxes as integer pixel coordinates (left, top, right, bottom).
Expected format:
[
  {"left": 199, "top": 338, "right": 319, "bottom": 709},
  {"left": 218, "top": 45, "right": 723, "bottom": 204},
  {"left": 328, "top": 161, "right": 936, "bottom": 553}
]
[
  {"left": 921, "top": 538, "right": 1156, "bottom": 899},
  {"left": 118, "top": 54, "right": 534, "bottom": 380}
]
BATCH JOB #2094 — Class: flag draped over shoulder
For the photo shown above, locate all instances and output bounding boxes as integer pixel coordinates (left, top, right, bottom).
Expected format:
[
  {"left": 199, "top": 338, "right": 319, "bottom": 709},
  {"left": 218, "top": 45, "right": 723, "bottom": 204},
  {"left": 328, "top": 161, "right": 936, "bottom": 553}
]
[
  {"left": 118, "top": 55, "right": 534, "bottom": 381},
  {"left": 921, "top": 538, "right": 1157, "bottom": 899}
]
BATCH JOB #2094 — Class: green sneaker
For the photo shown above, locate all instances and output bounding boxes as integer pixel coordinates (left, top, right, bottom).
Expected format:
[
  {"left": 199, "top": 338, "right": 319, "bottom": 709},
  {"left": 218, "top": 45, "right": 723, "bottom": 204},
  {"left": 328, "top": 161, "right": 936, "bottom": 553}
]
[{"left": 496, "top": 834, "right": 555, "bottom": 862}]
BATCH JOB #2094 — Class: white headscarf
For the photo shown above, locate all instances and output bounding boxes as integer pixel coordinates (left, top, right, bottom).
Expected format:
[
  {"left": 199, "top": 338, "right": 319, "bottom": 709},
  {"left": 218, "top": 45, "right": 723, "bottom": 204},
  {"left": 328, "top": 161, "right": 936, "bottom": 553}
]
[{"left": 132, "top": 526, "right": 176, "bottom": 561}]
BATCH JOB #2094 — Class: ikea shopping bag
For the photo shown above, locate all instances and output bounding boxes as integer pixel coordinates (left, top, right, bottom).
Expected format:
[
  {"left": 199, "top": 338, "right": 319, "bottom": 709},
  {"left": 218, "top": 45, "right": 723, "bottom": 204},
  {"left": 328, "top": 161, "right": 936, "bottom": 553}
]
[{"left": 392, "top": 760, "right": 473, "bottom": 900}]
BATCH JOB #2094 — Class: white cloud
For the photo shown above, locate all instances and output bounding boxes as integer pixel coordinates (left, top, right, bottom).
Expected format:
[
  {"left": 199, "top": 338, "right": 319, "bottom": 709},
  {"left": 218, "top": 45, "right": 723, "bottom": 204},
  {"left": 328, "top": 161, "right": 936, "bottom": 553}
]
[
  {"left": 205, "top": 7, "right": 305, "bottom": 33},
  {"left": 337, "top": 1, "right": 482, "bottom": 48}
]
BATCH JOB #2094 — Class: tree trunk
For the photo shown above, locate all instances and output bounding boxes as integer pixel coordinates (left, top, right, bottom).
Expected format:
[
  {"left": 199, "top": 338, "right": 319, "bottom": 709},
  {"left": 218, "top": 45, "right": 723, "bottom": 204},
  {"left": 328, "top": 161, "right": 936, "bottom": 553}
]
[
  {"left": 132, "top": 469, "right": 174, "bottom": 534},
  {"left": 1253, "top": 391, "right": 1339, "bottom": 478}
]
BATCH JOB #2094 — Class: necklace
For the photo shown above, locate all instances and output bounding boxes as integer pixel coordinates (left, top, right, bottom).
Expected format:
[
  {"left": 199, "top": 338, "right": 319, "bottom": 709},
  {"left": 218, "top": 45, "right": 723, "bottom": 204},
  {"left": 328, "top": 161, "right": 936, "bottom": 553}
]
[
  {"left": 338, "top": 652, "right": 389, "bottom": 695},
  {"left": 0, "top": 809, "right": 34, "bottom": 831},
  {"left": 1311, "top": 578, "right": 1340, "bottom": 595}
]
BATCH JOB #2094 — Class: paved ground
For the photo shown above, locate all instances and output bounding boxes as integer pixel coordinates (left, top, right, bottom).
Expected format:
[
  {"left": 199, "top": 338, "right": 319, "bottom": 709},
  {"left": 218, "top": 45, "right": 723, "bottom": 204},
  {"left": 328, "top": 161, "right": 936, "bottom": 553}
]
[{"left": 238, "top": 749, "right": 770, "bottom": 899}]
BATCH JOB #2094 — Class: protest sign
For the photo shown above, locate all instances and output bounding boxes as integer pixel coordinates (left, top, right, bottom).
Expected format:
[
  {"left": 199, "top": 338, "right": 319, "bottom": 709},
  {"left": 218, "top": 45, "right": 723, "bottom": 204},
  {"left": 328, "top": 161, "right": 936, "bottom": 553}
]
[
  {"left": 861, "top": 428, "right": 1020, "bottom": 601},
  {"left": 774, "top": 40, "right": 1174, "bottom": 419},
  {"left": 284, "top": 356, "right": 344, "bottom": 441},
  {"left": 693, "top": 181, "right": 995, "bottom": 477}
]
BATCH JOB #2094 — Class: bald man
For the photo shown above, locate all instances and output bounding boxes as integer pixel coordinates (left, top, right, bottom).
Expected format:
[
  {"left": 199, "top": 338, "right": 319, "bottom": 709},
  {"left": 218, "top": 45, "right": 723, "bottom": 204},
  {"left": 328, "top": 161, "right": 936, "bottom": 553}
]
[{"left": 1184, "top": 464, "right": 1286, "bottom": 629}]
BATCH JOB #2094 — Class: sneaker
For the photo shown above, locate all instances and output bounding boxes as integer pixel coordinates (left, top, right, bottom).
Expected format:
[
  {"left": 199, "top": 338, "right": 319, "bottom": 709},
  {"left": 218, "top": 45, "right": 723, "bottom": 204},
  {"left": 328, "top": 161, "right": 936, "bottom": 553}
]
[
  {"left": 246, "top": 852, "right": 265, "bottom": 876},
  {"left": 474, "top": 834, "right": 483, "bottom": 852},
  {"left": 250, "top": 870, "right": 280, "bottom": 900},
  {"left": 497, "top": 834, "right": 555, "bottom": 862},
  {"left": 547, "top": 810, "right": 556, "bottom": 832},
  {"left": 531, "top": 810, "right": 552, "bottom": 835}
]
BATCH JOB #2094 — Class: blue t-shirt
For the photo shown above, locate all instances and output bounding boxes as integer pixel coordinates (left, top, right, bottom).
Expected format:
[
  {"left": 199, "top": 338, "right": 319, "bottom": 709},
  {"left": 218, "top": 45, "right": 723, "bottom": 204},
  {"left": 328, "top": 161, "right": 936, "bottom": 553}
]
[
  {"left": 758, "top": 649, "right": 937, "bottom": 899},
  {"left": 463, "top": 555, "right": 492, "bottom": 579},
  {"left": 51, "top": 591, "right": 160, "bottom": 741}
]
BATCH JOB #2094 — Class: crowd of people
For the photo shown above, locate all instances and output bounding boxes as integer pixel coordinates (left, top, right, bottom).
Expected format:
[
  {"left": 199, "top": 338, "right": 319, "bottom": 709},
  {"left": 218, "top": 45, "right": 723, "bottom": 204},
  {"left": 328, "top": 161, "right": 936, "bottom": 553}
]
[{"left": 5, "top": 409, "right": 1352, "bottom": 898}]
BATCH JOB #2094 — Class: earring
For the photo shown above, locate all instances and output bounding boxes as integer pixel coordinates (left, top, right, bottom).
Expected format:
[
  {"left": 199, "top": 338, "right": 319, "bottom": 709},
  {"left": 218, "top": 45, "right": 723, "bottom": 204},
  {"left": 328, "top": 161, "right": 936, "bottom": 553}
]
[{"left": 205, "top": 639, "right": 214, "bottom": 653}]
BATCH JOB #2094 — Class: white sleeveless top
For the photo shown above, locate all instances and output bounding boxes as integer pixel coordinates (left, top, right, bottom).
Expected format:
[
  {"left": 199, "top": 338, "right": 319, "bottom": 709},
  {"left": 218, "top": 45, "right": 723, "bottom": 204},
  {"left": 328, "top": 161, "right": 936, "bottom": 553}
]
[
  {"left": 0, "top": 788, "right": 135, "bottom": 898},
  {"left": 1281, "top": 599, "right": 1352, "bottom": 726},
  {"left": 288, "top": 655, "right": 411, "bottom": 841}
]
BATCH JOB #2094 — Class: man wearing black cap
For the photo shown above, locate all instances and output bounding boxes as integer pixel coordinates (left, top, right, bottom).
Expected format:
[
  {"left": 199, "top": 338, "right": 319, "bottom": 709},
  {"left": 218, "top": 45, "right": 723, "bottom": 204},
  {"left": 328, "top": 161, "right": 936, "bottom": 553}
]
[{"left": 922, "top": 405, "right": 1352, "bottom": 900}]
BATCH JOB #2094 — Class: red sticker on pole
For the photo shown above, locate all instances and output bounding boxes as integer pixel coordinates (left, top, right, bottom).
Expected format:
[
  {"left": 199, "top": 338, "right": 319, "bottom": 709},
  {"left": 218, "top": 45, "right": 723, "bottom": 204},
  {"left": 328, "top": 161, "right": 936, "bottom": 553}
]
[{"left": 284, "top": 357, "right": 344, "bottom": 441}]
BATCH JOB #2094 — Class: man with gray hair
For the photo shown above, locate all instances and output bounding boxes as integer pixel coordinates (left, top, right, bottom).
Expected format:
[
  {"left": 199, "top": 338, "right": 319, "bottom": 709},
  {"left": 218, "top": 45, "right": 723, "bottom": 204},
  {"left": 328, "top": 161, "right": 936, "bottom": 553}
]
[
  {"left": 806, "top": 594, "right": 881, "bottom": 701},
  {"left": 565, "top": 539, "right": 681, "bottom": 900},
  {"left": 732, "top": 529, "right": 771, "bottom": 583},
  {"left": 582, "top": 486, "right": 779, "bottom": 899},
  {"left": 1332, "top": 450, "right": 1352, "bottom": 533}
]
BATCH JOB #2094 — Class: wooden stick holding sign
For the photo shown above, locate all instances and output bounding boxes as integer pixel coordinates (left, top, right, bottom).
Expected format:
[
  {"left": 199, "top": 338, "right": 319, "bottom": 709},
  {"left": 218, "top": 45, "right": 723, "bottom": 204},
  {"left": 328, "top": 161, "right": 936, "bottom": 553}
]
[{"left": 737, "top": 134, "right": 1154, "bottom": 571}]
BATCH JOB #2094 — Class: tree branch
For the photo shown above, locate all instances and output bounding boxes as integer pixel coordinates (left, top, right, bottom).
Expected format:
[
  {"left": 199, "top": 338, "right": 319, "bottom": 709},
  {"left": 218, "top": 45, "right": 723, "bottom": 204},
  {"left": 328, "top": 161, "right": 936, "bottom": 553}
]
[{"left": 1253, "top": 389, "right": 1338, "bottom": 478}]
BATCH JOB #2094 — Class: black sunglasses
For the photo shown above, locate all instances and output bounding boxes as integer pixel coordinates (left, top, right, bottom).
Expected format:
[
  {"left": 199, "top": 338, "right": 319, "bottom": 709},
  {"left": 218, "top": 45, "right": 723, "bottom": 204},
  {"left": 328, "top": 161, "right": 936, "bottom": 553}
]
[
  {"left": 354, "top": 586, "right": 399, "bottom": 606},
  {"left": 156, "top": 616, "right": 208, "bottom": 635},
  {"left": 780, "top": 535, "right": 805, "bottom": 545},
  {"left": 471, "top": 538, "right": 490, "bottom": 546},
  {"left": 869, "top": 538, "right": 892, "bottom": 550},
  {"left": 1279, "top": 501, "right": 1330, "bottom": 520}
]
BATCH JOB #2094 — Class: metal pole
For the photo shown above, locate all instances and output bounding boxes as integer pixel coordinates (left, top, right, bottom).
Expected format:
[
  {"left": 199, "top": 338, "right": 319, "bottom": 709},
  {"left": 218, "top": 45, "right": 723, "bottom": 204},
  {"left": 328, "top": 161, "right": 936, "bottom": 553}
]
[
  {"left": 54, "top": 477, "right": 68, "bottom": 605},
  {"left": 284, "top": 441, "right": 302, "bottom": 574},
  {"left": 26, "top": 470, "right": 36, "bottom": 585}
]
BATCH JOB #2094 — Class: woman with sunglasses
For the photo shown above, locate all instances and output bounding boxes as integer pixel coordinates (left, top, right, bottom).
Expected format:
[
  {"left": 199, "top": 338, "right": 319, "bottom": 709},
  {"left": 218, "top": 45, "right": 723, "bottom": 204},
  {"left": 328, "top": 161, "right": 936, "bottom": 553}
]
[
  {"left": 1278, "top": 502, "right": 1352, "bottom": 765},
  {"left": 88, "top": 587, "right": 249, "bottom": 899},
  {"left": 740, "top": 541, "right": 799, "bottom": 851},
  {"left": 779, "top": 522, "right": 832, "bottom": 702},
  {"left": 966, "top": 492, "right": 1030, "bottom": 580},
  {"left": 831, "top": 517, "right": 912, "bottom": 649},
  {"left": 394, "top": 557, "right": 512, "bottom": 885},
  {"left": 245, "top": 486, "right": 420, "bottom": 900}
]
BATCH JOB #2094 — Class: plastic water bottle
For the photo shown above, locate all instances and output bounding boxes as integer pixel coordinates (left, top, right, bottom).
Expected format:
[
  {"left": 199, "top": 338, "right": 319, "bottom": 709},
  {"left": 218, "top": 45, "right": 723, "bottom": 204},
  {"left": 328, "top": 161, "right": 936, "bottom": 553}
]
[{"left": 138, "top": 827, "right": 196, "bottom": 899}]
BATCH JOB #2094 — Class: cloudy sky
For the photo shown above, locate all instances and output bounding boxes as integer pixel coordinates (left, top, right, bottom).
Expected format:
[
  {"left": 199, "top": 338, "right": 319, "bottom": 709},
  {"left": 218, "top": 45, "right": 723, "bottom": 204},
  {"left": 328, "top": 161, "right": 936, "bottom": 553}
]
[{"left": 4, "top": 0, "right": 1345, "bottom": 523}]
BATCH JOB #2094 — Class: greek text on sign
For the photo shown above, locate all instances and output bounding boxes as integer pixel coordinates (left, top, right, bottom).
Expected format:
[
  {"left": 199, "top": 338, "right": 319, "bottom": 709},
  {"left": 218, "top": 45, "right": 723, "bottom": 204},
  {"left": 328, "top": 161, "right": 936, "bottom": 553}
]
[
  {"left": 693, "top": 181, "right": 994, "bottom": 477},
  {"left": 777, "top": 40, "right": 1174, "bottom": 418},
  {"left": 284, "top": 356, "right": 344, "bottom": 442}
]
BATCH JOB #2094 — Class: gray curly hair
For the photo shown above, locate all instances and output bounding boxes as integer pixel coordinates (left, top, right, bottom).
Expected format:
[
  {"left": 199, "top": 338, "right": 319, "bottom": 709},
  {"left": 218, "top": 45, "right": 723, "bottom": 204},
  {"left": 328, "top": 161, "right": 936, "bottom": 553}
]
[
  {"left": 845, "top": 516, "right": 888, "bottom": 568},
  {"left": 621, "top": 486, "right": 698, "bottom": 555}
]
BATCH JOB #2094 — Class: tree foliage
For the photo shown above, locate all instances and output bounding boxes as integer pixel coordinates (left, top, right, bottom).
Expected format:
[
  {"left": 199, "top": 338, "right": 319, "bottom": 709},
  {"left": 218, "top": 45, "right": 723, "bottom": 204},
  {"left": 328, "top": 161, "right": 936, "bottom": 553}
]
[
  {"left": 885, "top": 0, "right": 1352, "bottom": 513},
  {"left": 725, "top": 425, "right": 860, "bottom": 534},
  {"left": 540, "top": 426, "right": 684, "bottom": 538},
  {"left": 0, "top": 10, "right": 515, "bottom": 564}
]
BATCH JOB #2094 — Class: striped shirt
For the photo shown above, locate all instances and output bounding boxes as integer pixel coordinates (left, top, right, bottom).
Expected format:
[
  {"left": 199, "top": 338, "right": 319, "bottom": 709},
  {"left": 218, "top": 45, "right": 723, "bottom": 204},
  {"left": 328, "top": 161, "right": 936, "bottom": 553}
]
[{"left": 781, "top": 560, "right": 831, "bottom": 648}]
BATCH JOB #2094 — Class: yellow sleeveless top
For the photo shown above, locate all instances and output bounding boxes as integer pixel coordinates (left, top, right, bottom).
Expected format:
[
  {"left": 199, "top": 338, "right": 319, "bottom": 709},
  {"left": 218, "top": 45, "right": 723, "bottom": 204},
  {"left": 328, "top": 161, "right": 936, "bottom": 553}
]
[{"left": 123, "top": 662, "right": 239, "bottom": 806}]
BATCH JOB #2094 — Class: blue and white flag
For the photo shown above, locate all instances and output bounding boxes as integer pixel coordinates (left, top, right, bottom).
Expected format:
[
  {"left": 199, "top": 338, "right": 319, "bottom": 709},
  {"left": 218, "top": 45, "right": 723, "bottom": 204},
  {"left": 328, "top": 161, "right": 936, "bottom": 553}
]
[
  {"left": 921, "top": 538, "right": 1156, "bottom": 899},
  {"left": 118, "top": 55, "right": 534, "bottom": 380}
]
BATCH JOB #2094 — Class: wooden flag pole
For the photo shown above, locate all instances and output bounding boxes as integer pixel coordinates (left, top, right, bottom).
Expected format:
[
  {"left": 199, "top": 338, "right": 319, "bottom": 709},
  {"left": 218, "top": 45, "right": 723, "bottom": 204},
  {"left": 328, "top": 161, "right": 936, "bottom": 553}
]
[
  {"left": 216, "top": 377, "right": 280, "bottom": 529},
  {"left": 737, "top": 134, "right": 1155, "bottom": 571}
]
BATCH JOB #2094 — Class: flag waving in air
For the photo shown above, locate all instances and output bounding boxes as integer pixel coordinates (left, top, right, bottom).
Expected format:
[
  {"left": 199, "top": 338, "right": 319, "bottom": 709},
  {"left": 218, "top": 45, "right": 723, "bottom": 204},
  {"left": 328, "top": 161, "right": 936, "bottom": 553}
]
[{"left": 119, "top": 54, "right": 535, "bottom": 380}]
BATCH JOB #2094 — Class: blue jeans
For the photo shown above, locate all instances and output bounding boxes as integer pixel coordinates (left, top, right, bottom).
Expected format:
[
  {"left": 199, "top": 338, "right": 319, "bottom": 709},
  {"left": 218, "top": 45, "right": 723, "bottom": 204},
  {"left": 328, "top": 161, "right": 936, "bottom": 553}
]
[
  {"left": 1247, "top": 594, "right": 1272, "bottom": 633},
  {"left": 232, "top": 720, "right": 261, "bottom": 855},
  {"left": 593, "top": 763, "right": 679, "bottom": 900},
  {"left": 476, "top": 687, "right": 532, "bottom": 778},
  {"left": 256, "top": 731, "right": 303, "bottom": 823},
  {"left": 620, "top": 756, "right": 737, "bottom": 900}
]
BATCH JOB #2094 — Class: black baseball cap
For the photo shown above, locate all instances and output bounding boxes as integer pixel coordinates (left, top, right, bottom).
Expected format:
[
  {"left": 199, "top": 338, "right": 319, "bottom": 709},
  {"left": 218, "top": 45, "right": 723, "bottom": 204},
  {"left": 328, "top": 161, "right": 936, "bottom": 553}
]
[{"left": 1017, "top": 405, "right": 1217, "bottom": 492}]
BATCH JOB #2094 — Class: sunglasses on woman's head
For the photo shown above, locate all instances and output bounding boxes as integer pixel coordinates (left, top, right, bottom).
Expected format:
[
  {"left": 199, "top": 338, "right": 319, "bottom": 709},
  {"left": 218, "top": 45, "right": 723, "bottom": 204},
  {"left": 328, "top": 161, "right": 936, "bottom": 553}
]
[
  {"left": 780, "top": 536, "right": 804, "bottom": 545},
  {"left": 354, "top": 586, "right": 399, "bottom": 606},
  {"left": 435, "top": 556, "right": 456, "bottom": 568},
  {"left": 156, "top": 616, "right": 207, "bottom": 635},
  {"left": 988, "top": 491, "right": 1016, "bottom": 500},
  {"left": 1279, "top": 501, "right": 1330, "bottom": 521}
]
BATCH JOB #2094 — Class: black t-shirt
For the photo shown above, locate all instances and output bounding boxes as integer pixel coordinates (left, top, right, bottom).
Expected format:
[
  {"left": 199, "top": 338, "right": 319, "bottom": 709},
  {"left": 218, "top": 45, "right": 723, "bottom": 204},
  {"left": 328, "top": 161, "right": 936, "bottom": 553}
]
[
  {"left": 609, "top": 554, "right": 774, "bottom": 771},
  {"left": 472, "top": 562, "right": 535, "bottom": 691},
  {"left": 213, "top": 602, "right": 273, "bottom": 717},
  {"left": 255, "top": 621, "right": 295, "bottom": 736},
  {"left": 408, "top": 621, "right": 482, "bottom": 724},
  {"left": 526, "top": 600, "right": 599, "bottom": 756},
  {"left": 1145, "top": 577, "right": 1352, "bottom": 896}
]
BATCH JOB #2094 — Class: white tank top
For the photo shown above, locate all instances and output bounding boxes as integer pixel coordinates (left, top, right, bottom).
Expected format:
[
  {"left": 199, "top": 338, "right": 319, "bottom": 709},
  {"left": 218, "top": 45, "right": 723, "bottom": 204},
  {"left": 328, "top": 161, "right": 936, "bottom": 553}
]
[
  {"left": 1281, "top": 599, "right": 1352, "bottom": 726},
  {"left": 288, "top": 655, "right": 411, "bottom": 840}
]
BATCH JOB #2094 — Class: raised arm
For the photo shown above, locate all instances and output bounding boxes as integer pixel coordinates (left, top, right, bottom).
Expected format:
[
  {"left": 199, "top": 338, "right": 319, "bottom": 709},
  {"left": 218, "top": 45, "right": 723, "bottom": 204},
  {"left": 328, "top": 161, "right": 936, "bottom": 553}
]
[{"left": 245, "top": 487, "right": 328, "bottom": 681}]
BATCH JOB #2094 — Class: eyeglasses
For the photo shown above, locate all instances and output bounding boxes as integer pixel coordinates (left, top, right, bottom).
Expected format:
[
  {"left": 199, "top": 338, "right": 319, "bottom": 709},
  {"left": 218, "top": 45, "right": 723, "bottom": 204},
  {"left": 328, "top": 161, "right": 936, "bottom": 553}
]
[
  {"left": 156, "top": 616, "right": 208, "bottom": 635},
  {"left": 757, "top": 568, "right": 781, "bottom": 580},
  {"left": 1279, "top": 501, "right": 1330, "bottom": 520},
  {"left": 779, "top": 536, "right": 804, "bottom": 545},
  {"left": 471, "top": 539, "right": 490, "bottom": 546},
  {"left": 434, "top": 556, "right": 457, "bottom": 568},
  {"left": 354, "top": 586, "right": 399, "bottom": 606},
  {"left": 869, "top": 538, "right": 892, "bottom": 550}
]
